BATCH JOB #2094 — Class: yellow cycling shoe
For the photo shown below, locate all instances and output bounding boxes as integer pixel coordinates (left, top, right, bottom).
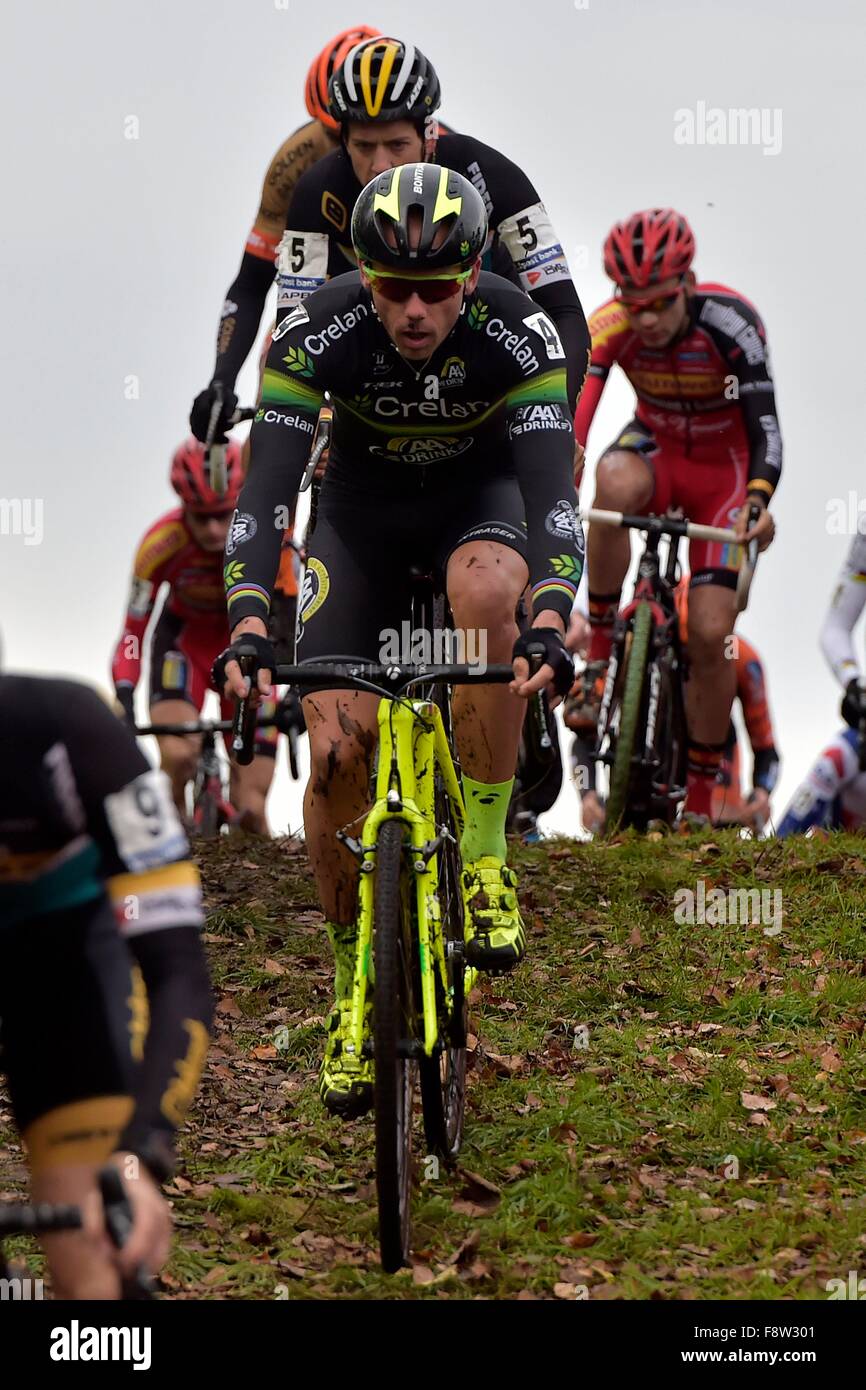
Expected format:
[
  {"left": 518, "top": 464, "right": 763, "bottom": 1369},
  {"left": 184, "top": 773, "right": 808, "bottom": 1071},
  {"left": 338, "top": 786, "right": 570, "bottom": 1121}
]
[
  {"left": 462, "top": 856, "right": 526, "bottom": 974},
  {"left": 319, "top": 999, "right": 374, "bottom": 1119}
]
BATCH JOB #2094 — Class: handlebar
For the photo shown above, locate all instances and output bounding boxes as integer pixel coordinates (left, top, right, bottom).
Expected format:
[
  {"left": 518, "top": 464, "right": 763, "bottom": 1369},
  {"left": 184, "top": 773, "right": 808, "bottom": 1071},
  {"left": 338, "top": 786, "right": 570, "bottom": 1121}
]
[
  {"left": 230, "top": 651, "right": 515, "bottom": 766},
  {"left": 133, "top": 715, "right": 279, "bottom": 737},
  {"left": 0, "top": 1201, "right": 82, "bottom": 1237},
  {"left": 0, "top": 1165, "right": 153, "bottom": 1300},
  {"left": 581, "top": 507, "right": 745, "bottom": 547},
  {"left": 582, "top": 506, "right": 761, "bottom": 615}
]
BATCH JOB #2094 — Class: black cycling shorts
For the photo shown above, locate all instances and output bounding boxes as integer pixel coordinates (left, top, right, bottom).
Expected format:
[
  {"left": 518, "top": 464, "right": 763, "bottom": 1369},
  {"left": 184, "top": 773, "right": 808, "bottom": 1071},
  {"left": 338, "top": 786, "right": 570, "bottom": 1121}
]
[
  {"left": 0, "top": 897, "right": 135, "bottom": 1169},
  {"left": 295, "top": 469, "right": 528, "bottom": 665}
]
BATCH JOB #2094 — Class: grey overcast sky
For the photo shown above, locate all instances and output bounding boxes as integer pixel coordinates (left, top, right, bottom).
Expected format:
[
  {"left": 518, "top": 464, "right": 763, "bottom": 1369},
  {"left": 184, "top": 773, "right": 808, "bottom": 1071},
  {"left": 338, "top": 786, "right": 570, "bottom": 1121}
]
[{"left": 2, "top": 0, "right": 864, "bottom": 834}]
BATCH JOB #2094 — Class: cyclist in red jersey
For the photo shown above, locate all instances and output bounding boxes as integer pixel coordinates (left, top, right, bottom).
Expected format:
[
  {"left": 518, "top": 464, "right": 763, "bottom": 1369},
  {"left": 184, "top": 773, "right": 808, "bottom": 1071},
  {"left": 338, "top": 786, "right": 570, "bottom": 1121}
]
[
  {"left": 573, "top": 209, "right": 781, "bottom": 821},
  {"left": 112, "top": 440, "right": 276, "bottom": 832}
]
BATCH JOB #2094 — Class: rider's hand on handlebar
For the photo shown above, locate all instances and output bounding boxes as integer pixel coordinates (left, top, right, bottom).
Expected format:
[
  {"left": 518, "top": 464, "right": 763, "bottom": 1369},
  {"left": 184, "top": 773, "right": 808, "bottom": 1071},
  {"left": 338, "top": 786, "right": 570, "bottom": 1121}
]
[
  {"left": 735, "top": 494, "right": 775, "bottom": 551},
  {"left": 189, "top": 382, "right": 238, "bottom": 444},
  {"left": 81, "top": 1155, "right": 171, "bottom": 1285},
  {"left": 510, "top": 624, "right": 574, "bottom": 709},
  {"left": 213, "top": 621, "right": 274, "bottom": 702}
]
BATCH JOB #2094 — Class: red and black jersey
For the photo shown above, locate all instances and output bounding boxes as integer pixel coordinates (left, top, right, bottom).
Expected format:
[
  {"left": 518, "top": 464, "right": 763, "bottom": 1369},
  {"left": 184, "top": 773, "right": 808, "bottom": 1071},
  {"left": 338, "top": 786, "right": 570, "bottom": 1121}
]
[{"left": 575, "top": 283, "right": 782, "bottom": 498}]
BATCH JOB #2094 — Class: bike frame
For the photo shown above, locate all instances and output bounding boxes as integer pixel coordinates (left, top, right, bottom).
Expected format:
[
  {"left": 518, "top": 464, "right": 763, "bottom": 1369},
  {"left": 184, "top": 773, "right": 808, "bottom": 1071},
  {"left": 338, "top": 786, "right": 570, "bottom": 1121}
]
[{"left": 348, "top": 696, "right": 466, "bottom": 1069}]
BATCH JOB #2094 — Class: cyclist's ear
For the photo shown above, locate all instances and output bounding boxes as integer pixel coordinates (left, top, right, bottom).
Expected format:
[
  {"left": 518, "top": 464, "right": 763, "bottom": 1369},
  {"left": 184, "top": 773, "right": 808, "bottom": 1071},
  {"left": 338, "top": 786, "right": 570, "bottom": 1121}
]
[
  {"left": 684, "top": 270, "right": 697, "bottom": 294},
  {"left": 465, "top": 258, "right": 482, "bottom": 294}
]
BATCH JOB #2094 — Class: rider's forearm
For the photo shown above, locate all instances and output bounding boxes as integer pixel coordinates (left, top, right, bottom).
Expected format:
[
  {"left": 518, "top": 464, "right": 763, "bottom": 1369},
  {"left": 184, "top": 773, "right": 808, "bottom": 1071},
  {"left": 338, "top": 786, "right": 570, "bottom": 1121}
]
[
  {"left": 116, "top": 926, "right": 213, "bottom": 1182},
  {"left": 752, "top": 744, "right": 780, "bottom": 794},
  {"left": 511, "top": 420, "right": 584, "bottom": 629},
  {"left": 212, "top": 252, "right": 275, "bottom": 388},
  {"left": 820, "top": 577, "right": 866, "bottom": 687},
  {"left": 224, "top": 427, "right": 310, "bottom": 629},
  {"left": 740, "top": 387, "right": 782, "bottom": 500}
]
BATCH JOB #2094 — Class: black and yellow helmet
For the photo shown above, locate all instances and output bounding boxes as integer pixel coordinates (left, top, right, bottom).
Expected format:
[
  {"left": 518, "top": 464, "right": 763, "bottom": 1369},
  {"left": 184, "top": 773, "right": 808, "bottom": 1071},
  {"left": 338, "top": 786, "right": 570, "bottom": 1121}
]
[
  {"left": 352, "top": 163, "right": 488, "bottom": 272},
  {"left": 328, "top": 37, "right": 441, "bottom": 125}
]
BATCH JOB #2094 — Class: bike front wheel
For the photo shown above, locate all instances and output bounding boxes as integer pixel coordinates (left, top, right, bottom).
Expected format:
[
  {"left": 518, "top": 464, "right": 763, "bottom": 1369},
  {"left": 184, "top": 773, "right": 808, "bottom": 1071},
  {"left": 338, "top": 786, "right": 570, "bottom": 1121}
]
[
  {"left": 373, "top": 818, "right": 417, "bottom": 1273},
  {"left": 606, "top": 602, "right": 653, "bottom": 832},
  {"left": 419, "top": 768, "right": 467, "bottom": 1162}
]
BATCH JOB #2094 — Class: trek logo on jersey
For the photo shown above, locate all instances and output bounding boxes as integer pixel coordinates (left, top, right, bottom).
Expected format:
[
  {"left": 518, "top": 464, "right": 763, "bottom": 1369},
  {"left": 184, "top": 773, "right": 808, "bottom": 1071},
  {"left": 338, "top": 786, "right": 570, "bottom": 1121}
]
[
  {"left": 523, "top": 311, "right": 565, "bottom": 361},
  {"left": 509, "top": 403, "right": 571, "bottom": 438},
  {"left": 370, "top": 436, "right": 474, "bottom": 467},
  {"left": 272, "top": 304, "right": 311, "bottom": 341},
  {"left": 225, "top": 511, "right": 258, "bottom": 556}
]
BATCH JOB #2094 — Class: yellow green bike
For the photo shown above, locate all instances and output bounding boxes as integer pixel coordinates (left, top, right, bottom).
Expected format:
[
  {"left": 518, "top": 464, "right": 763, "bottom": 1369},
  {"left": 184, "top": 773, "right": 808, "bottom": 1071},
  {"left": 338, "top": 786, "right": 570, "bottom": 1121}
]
[{"left": 232, "top": 644, "right": 513, "bottom": 1272}]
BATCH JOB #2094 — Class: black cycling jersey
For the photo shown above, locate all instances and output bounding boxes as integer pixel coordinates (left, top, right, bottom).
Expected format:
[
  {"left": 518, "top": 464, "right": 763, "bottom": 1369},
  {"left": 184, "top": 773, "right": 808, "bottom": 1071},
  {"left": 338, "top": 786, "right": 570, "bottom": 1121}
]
[
  {"left": 0, "top": 675, "right": 211, "bottom": 1176},
  {"left": 214, "top": 134, "right": 590, "bottom": 412},
  {"left": 225, "top": 270, "right": 584, "bottom": 633}
]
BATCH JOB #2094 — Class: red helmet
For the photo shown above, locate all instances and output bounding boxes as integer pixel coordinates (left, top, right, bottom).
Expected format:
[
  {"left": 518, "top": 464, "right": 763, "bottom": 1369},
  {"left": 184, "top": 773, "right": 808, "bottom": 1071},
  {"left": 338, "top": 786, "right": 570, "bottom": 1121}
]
[
  {"left": 305, "top": 25, "right": 382, "bottom": 131},
  {"left": 603, "top": 208, "right": 696, "bottom": 291},
  {"left": 170, "top": 438, "right": 243, "bottom": 513}
]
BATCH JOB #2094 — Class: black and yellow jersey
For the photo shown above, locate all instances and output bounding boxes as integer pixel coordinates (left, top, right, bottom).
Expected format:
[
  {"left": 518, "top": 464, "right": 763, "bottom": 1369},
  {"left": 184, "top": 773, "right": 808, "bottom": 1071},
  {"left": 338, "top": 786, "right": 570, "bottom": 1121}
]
[{"left": 225, "top": 269, "right": 583, "bottom": 631}]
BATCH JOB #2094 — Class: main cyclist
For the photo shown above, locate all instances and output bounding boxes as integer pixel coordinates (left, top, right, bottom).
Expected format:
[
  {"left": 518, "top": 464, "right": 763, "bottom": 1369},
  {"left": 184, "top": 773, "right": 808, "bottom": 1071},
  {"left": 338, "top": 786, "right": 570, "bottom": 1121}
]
[
  {"left": 0, "top": 669, "right": 211, "bottom": 1298},
  {"left": 572, "top": 209, "right": 781, "bottom": 821},
  {"left": 112, "top": 439, "right": 277, "bottom": 832},
  {"left": 215, "top": 163, "right": 583, "bottom": 1115},
  {"left": 190, "top": 34, "right": 590, "bottom": 439}
]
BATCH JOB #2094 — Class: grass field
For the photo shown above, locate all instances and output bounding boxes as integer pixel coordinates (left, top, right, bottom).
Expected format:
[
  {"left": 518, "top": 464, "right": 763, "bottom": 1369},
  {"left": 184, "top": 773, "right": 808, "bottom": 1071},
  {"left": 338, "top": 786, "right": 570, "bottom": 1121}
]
[{"left": 3, "top": 828, "right": 866, "bottom": 1300}]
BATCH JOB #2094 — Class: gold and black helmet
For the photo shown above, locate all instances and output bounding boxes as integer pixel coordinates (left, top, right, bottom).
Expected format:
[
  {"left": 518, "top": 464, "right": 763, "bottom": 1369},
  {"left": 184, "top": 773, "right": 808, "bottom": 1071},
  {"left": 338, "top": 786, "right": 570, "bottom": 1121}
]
[
  {"left": 352, "top": 163, "right": 488, "bottom": 272},
  {"left": 328, "top": 36, "right": 441, "bottom": 125}
]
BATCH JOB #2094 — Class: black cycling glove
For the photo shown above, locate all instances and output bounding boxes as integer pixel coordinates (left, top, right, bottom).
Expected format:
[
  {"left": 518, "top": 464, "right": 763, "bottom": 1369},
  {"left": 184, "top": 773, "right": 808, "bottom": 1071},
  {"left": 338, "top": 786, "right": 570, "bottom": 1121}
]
[
  {"left": 513, "top": 628, "right": 575, "bottom": 696},
  {"left": 190, "top": 381, "right": 238, "bottom": 444},
  {"left": 212, "top": 633, "right": 277, "bottom": 694},
  {"left": 841, "top": 677, "right": 866, "bottom": 731}
]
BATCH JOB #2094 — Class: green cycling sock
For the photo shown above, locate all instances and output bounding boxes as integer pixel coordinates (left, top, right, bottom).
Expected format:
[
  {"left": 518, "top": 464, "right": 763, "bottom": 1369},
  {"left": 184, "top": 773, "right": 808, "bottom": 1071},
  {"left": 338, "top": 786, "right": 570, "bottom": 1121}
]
[
  {"left": 325, "top": 921, "right": 358, "bottom": 1000},
  {"left": 460, "top": 775, "right": 514, "bottom": 863}
]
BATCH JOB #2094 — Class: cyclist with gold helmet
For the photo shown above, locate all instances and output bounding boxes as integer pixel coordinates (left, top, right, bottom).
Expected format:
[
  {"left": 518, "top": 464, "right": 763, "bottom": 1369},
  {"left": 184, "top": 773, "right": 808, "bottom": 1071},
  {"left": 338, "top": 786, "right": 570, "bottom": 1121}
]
[
  {"left": 571, "top": 209, "right": 781, "bottom": 822},
  {"left": 112, "top": 439, "right": 277, "bottom": 831},
  {"left": 190, "top": 26, "right": 382, "bottom": 440}
]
